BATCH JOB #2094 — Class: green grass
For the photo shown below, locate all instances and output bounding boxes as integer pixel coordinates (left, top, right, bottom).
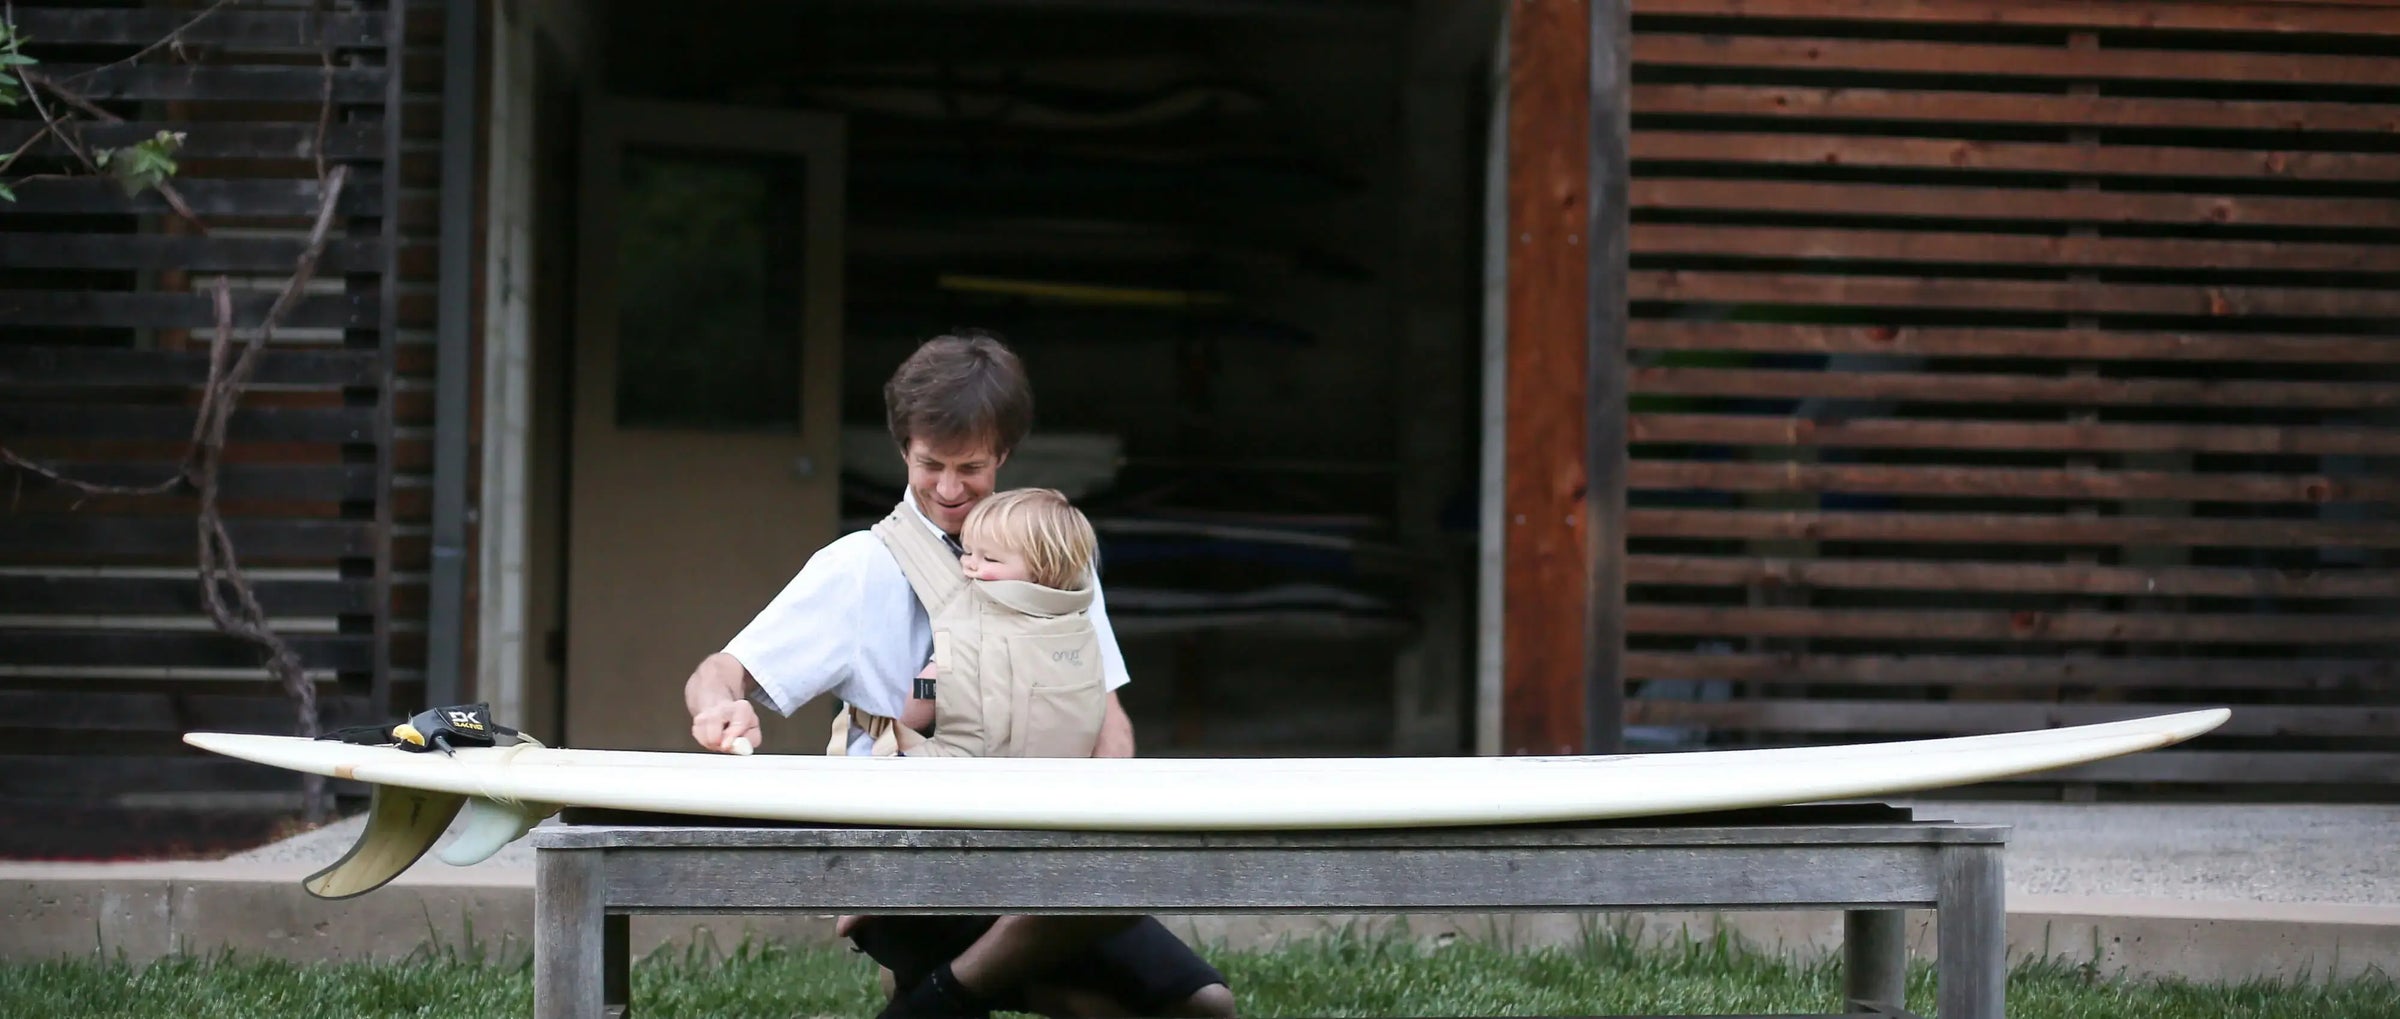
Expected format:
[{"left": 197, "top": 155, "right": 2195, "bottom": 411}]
[{"left": 4, "top": 926, "right": 2397, "bottom": 1018}]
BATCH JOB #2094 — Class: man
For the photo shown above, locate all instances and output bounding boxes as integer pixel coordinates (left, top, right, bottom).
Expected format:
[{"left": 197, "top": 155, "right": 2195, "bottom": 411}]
[{"left": 683, "top": 331, "right": 1238, "bottom": 1019}]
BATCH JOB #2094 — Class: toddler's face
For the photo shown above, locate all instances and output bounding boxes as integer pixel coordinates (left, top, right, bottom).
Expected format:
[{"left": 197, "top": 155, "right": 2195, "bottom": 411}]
[{"left": 958, "top": 529, "right": 1031, "bottom": 583}]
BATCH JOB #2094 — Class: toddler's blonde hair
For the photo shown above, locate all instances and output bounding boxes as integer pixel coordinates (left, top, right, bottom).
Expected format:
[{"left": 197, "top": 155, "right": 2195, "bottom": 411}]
[{"left": 962, "top": 487, "right": 1098, "bottom": 590}]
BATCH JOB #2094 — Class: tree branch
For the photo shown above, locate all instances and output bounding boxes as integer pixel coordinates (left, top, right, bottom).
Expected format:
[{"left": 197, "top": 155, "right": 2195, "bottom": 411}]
[{"left": 60, "top": 0, "right": 243, "bottom": 86}]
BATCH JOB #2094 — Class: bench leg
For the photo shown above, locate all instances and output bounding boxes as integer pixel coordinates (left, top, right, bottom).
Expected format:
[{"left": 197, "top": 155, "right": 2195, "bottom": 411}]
[
  {"left": 1936, "top": 845, "right": 2006, "bottom": 1019},
  {"left": 1842, "top": 909, "right": 1907, "bottom": 1015},
  {"left": 537, "top": 849, "right": 607, "bottom": 1019}
]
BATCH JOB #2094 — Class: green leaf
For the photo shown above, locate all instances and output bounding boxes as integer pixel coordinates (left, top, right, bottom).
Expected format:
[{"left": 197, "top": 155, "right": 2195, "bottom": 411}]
[{"left": 0, "top": 182, "right": 15, "bottom": 202}]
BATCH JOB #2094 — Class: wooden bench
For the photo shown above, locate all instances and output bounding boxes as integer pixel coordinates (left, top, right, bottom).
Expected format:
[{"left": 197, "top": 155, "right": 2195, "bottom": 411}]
[{"left": 529, "top": 805, "right": 2005, "bottom": 1018}]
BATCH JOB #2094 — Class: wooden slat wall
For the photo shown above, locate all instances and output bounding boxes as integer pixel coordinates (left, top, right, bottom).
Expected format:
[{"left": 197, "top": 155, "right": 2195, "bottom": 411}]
[
  {"left": 1621, "top": 0, "right": 2400, "bottom": 785},
  {"left": 0, "top": 1, "right": 416, "bottom": 827}
]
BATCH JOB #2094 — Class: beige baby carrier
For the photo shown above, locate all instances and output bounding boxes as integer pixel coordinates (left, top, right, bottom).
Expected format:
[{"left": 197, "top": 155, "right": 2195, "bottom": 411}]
[{"left": 825, "top": 500, "right": 1108, "bottom": 758}]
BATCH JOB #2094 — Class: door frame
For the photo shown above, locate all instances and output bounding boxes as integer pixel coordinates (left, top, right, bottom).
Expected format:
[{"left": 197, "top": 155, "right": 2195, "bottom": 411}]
[{"left": 562, "top": 96, "right": 846, "bottom": 749}]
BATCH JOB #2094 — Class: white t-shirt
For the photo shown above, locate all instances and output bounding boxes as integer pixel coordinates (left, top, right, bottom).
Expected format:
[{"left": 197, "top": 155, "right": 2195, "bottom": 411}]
[{"left": 722, "top": 489, "right": 1132, "bottom": 756}]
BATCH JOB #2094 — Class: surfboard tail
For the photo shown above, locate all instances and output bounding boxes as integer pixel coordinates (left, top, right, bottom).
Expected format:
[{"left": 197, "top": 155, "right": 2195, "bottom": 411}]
[{"left": 303, "top": 784, "right": 466, "bottom": 900}]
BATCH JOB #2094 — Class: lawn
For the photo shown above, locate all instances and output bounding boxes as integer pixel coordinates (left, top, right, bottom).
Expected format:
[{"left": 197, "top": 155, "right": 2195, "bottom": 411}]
[{"left": 4, "top": 926, "right": 2396, "bottom": 1018}]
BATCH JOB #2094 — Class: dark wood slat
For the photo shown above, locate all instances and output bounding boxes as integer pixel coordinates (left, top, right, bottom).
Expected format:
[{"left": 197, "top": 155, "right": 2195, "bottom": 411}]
[
  {"left": 1502, "top": 0, "right": 1595, "bottom": 758},
  {"left": 6, "top": 177, "right": 381, "bottom": 217},
  {"left": 1633, "top": 34, "right": 2400, "bottom": 87},
  {"left": 0, "top": 346, "right": 380, "bottom": 387},
  {"left": 9, "top": 9, "right": 384, "bottom": 47},
  {"left": 2041, "top": 752, "right": 2400, "bottom": 785},
  {"left": 0, "top": 404, "right": 375, "bottom": 443},
  {"left": 1593, "top": 0, "right": 1635, "bottom": 757},
  {"left": 0, "top": 575, "right": 378, "bottom": 616},
  {"left": 0, "top": 290, "right": 368, "bottom": 330},
  {"left": 1627, "top": 553, "right": 2400, "bottom": 598},
  {"left": 1634, "top": 180, "right": 2400, "bottom": 231},
  {"left": 0, "top": 629, "right": 374, "bottom": 669},
  {"left": 1631, "top": 413, "right": 2400, "bottom": 457},
  {"left": 1627, "top": 699, "right": 2400, "bottom": 739},
  {"left": 1632, "top": 366, "right": 2400, "bottom": 410},
  {"left": 0, "top": 690, "right": 380, "bottom": 734},
  {"left": 0, "top": 233, "right": 383, "bottom": 273},
  {"left": 1622, "top": 651, "right": 2399, "bottom": 689},
  {"left": 1635, "top": 131, "right": 2400, "bottom": 185},
  {"left": 1637, "top": 264, "right": 2400, "bottom": 323},
  {"left": 0, "top": 518, "right": 374, "bottom": 560},
  {"left": 41, "top": 65, "right": 387, "bottom": 103},
  {"left": 1627, "top": 507, "right": 2400, "bottom": 549},
  {"left": 1630, "top": 460, "right": 2400, "bottom": 505},
  {"left": 1627, "top": 605, "right": 2397, "bottom": 643},
  {"left": 5, "top": 462, "right": 378, "bottom": 501},
  {"left": 1635, "top": 0, "right": 2400, "bottom": 36},
  {"left": 0, "top": 756, "right": 346, "bottom": 798},
  {"left": 0, "top": 121, "right": 384, "bottom": 161},
  {"left": 1627, "top": 322, "right": 2400, "bottom": 365},
  {"left": 1637, "top": 84, "right": 2400, "bottom": 133},
  {"left": 1631, "top": 223, "right": 2400, "bottom": 273}
]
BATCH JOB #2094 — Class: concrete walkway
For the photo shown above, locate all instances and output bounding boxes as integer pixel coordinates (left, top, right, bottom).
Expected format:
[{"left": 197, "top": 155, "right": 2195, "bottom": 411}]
[{"left": 7, "top": 799, "right": 2398, "bottom": 985}]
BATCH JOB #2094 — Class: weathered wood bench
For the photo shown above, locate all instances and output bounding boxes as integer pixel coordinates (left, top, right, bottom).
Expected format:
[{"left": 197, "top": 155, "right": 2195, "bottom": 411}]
[{"left": 529, "top": 805, "right": 2004, "bottom": 1018}]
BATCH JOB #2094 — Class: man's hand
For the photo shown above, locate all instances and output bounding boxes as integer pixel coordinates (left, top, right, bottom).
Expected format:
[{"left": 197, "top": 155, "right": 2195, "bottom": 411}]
[
  {"left": 1094, "top": 691, "right": 1135, "bottom": 758},
  {"left": 686, "top": 652, "right": 765, "bottom": 753}
]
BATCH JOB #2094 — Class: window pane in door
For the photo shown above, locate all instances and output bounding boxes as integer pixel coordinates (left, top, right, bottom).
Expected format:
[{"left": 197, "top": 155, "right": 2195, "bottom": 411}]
[{"left": 614, "top": 145, "right": 807, "bottom": 431}]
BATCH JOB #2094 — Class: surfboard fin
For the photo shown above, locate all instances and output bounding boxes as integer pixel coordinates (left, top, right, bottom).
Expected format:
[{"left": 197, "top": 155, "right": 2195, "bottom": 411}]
[
  {"left": 303, "top": 783, "right": 467, "bottom": 900},
  {"left": 436, "top": 796, "right": 561, "bottom": 867}
]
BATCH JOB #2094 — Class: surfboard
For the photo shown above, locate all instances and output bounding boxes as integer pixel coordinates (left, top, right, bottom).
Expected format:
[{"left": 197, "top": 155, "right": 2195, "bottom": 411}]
[{"left": 185, "top": 708, "right": 2226, "bottom": 898}]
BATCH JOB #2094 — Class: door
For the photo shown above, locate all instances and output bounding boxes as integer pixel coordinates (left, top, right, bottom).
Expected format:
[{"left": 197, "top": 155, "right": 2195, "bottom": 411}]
[{"left": 565, "top": 99, "right": 844, "bottom": 751}]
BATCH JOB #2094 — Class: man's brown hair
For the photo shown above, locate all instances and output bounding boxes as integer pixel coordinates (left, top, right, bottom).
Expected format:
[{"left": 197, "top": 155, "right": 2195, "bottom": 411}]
[{"left": 883, "top": 330, "right": 1034, "bottom": 456}]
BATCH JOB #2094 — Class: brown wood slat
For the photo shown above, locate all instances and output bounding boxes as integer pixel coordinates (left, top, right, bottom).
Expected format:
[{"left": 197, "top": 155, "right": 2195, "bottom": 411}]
[
  {"left": 1627, "top": 699, "right": 2400, "bottom": 738},
  {"left": 8, "top": 9, "right": 386, "bottom": 47},
  {"left": 1622, "top": 651, "right": 2400, "bottom": 689},
  {"left": 0, "top": 404, "right": 375, "bottom": 443},
  {"left": 1632, "top": 366, "right": 2400, "bottom": 410},
  {"left": 1633, "top": 34, "right": 2400, "bottom": 87},
  {"left": 1628, "top": 605, "right": 2396, "bottom": 643},
  {"left": 1627, "top": 553, "right": 2400, "bottom": 598},
  {"left": 1634, "top": 271, "right": 2400, "bottom": 319},
  {"left": 1628, "top": 322, "right": 2400, "bottom": 365},
  {"left": 0, "top": 234, "right": 384, "bottom": 273},
  {"left": 1631, "top": 413, "right": 2400, "bottom": 456},
  {"left": 0, "top": 518, "right": 374, "bottom": 561},
  {"left": 1635, "top": 181, "right": 2400, "bottom": 231},
  {"left": 1631, "top": 224, "right": 2400, "bottom": 273},
  {"left": 0, "top": 575, "right": 379, "bottom": 616},
  {"left": 1627, "top": 507, "right": 2400, "bottom": 548},
  {"left": 6, "top": 177, "right": 381, "bottom": 217},
  {"left": 0, "top": 690, "right": 380, "bottom": 734},
  {"left": 1633, "top": 0, "right": 2400, "bottom": 35},
  {"left": 0, "top": 291, "right": 368, "bottom": 330},
  {"left": 1635, "top": 132, "right": 2400, "bottom": 193},
  {"left": 0, "top": 629, "right": 374, "bottom": 670},
  {"left": 1630, "top": 460, "right": 2400, "bottom": 505},
  {"left": 1502, "top": 0, "right": 1599, "bottom": 757},
  {"left": 0, "top": 346, "right": 380, "bottom": 388},
  {"left": 7, "top": 462, "right": 378, "bottom": 502},
  {"left": 0, "top": 121, "right": 384, "bottom": 161},
  {"left": 1635, "top": 132, "right": 2400, "bottom": 184},
  {"left": 41, "top": 65, "right": 387, "bottom": 103},
  {"left": 2040, "top": 752, "right": 2400, "bottom": 785},
  {"left": 1636, "top": 85, "right": 2400, "bottom": 134}
]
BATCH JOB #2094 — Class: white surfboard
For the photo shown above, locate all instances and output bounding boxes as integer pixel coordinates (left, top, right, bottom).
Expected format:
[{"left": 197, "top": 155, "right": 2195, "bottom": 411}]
[{"left": 186, "top": 708, "right": 2226, "bottom": 897}]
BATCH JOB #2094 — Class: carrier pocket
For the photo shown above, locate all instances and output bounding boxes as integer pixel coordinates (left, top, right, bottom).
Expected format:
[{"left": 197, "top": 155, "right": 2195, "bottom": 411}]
[{"left": 1002, "top": 631, "right": 1106, "bottom": 758}]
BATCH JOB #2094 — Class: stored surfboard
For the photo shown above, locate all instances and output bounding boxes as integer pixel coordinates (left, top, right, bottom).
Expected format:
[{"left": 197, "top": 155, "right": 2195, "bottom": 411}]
[{"left": 186, "top": 709, "right": 2225, "bottom": 897}]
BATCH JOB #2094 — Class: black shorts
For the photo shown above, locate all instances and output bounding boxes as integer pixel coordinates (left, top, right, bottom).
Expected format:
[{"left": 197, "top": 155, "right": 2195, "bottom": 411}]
[{"left": 847, "top": 914, "right": 1226, "bottom": 1015}]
